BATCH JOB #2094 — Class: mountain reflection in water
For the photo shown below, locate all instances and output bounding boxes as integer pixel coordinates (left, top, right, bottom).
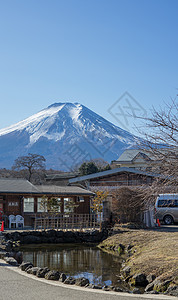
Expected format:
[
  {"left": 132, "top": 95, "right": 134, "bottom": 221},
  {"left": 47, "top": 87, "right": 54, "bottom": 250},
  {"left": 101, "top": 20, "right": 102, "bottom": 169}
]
[{"left": 20, "top": 244, "right": 123, "bottom": 286}]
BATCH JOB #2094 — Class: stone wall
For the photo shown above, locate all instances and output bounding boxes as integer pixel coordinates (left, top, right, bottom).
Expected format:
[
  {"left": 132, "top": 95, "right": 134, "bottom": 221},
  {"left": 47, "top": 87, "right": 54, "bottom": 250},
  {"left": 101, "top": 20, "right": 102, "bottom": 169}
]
[{"left": 2, "top": 229, "right": 107, "bottom": 246}]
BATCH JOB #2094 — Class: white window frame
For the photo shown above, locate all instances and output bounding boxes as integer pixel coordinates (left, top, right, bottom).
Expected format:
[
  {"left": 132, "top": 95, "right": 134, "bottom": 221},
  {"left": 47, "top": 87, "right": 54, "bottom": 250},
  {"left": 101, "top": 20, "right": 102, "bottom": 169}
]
[
  {"left": 64, "top": 197, "right": 74, "bottom": 213},
  {"left": 37, "top": 198, "right": 47, "bottom": 213},
  {"left": 23, "top": 197, "right": 34, "bottom": 212}
]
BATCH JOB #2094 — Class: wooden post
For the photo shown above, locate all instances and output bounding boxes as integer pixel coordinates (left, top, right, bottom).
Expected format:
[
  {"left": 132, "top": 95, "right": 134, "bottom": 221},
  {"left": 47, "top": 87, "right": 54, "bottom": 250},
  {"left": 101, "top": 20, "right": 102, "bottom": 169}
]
[{"left": 34, "top": 214, "right": 36, "bottom": 231}]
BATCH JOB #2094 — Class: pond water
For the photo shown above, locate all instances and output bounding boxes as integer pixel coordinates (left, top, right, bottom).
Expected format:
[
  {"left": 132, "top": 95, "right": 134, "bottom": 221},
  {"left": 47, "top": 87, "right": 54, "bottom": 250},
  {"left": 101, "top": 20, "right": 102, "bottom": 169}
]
[{"left": 20, "top": 244, "right": 126, "bottom": 287}]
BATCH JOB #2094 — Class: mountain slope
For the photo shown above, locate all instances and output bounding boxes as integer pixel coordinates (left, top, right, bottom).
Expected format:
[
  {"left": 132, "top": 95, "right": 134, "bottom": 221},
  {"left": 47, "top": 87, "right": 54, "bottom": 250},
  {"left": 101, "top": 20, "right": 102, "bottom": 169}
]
[{"left": 0, "top": 102, "right": 140, "bottom": 170}]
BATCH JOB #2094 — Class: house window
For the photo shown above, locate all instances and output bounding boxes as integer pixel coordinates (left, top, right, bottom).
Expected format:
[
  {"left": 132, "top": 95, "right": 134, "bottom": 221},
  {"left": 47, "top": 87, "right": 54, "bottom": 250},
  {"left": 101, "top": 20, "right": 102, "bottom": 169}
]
[
  {"left": 37, "top": 197, "right": 61, "bottom": 213},
  {"left": 64, "top": 198, "right": 74, "bottom": 213},
  {"left": 54, "top": 198, "right": 61, "bottom": 213},
  {"left": 77, "top": 196, "right": 85, "bottom": 202},
  {"left": 24, "top": 198, "right": 34, "bottom": 212},
  {"left": 37, "top": 198, "right": 47, "bottom": 213}
]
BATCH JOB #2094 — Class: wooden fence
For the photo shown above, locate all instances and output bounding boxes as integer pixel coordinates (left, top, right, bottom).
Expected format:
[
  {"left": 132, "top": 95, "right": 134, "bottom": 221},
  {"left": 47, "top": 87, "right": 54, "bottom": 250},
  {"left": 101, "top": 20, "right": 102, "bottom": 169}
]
[{"left": 34, "top": 213, "right": 99, "bottom": 231}]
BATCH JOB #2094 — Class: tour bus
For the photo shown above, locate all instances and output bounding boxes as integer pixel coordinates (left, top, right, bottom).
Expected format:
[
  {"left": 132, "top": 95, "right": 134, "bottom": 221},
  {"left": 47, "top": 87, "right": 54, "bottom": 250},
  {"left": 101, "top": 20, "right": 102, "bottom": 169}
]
[{"left": 155, "top": 194, "right": 178, "bottom": 225}]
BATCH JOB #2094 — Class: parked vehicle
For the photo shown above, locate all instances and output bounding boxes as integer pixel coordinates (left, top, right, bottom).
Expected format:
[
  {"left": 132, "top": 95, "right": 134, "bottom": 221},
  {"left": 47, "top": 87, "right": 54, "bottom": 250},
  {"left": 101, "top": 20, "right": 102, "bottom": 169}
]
[{"left": 155, "top": 194, "right": 178, "bottom": 225}]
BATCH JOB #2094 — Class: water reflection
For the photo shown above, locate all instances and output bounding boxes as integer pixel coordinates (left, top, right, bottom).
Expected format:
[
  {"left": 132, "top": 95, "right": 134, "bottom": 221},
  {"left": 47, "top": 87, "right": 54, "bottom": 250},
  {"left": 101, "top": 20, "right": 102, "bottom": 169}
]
[{"left": 20, "top": 244, "right": 123, "bottom": 286}]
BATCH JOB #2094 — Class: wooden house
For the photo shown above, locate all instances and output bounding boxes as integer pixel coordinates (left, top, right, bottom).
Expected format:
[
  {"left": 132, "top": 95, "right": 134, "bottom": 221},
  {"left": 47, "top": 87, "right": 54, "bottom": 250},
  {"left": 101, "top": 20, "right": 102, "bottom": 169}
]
[
  {"left": 0, "top": 178, "right": 94, "bottom": 227},
  {"left": 68, "top": 167, "right": 158, "bottom": 190},
  {"left": 68, "top": 167, "right": 160, "bottom": 223}
]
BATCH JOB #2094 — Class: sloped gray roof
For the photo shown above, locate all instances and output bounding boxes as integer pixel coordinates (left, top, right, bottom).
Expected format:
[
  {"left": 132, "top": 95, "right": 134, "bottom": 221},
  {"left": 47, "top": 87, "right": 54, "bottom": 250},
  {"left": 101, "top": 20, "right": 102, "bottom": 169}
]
[
  {"left": 0, "top": 178, "right": 94, "bottom": 196},
  {"left": 45, "top": 172, "right": 79, "bottom": 180},
  {"left": 116, "top": 149, "right": 152, "bottom": 162},
  {"left": 35, "top": 185, "right": 94, "bottom": 196},
  {"left": 115, "top": 147, "right": 177, "bottom": 162},
  {"left": 69, "top": 167, "right": 160, "bottom": 183},
  {"left": 0, "top": 178, "right": 39, "bottom": 194}
]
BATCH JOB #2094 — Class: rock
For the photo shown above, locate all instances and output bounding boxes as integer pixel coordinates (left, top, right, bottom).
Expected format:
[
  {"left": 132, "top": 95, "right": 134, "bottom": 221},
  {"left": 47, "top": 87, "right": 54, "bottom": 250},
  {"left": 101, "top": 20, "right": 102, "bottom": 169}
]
[
  {"left": 113, "top": 287, "right": 124, "bottom": 292},
  {"left": 64, "top": 277, "right": 76, "bottom": 285},
  {"left": 75, "top": 277, "right": 89, "bottom": 287},
  {"left": 10, "top": 232, "right": 21, "bottom": 241},
  {"left": 102, "top": 285, "right": 111, "bottom": 291},
  {"left": 55, "top": 231, "right": 64, "bottom": 238},
  {"left": 22, "top": 236, "right": 41, "bottom": 244},
  {"left": 4, "top": 257, "right": 19, "bottom": 266},
  {"left": 132, "top": 288, "right": 141, "bottom": 294},
  {"left": 13, "top": 251, "right": 23, "bottom": 264},
  {"left": 154, "top": 279, "right": 172, "bottom": 292},
  {"left": 45, "top": 230, "right": 57, "bottom": 237},
  {"left": 122, "top": 266, "right": 131, "bottom": 277},
  {"left": 24, "top": 265, "right": 34, "bottom": 272},
  {"left": 27, "top": 267, "right": 41, "bottom": 275},
  {"left": 165, "top": 285, "right": 178, "bottom": 297},
  {"left": 145, "top": 290, "right": 159, "bottom": 294},
  {"left": 92, "top": 285, "right": 102, "bottom": 289},
  {"left": 0, "top": 251, "right": 7, "bottom": 259},
  {"left": 36, "top": 267, "right": 50, "bottom": 278},
  {"left": 45, "top": 270, "right": 60, "bottom": 280},
  {"left": 145, "top": 282, "right": 154, "bottom": 292},
  {"left": 59, "top": 273, "right": 67, "bottom": 282},
  {"left": 132, "top": 273, "right": 148, "bottom": 287},
  {"left": 19, "top": 262, "right": 33, "bottom": 271},
  {"left": 86, "top": 284, "right": 93, "bottom": 289},
  {"left": 5, "top": 241, "right": 12, "bottom": 252},
  {"left": 103, "top": 288, "right": 111, "bottom": 292},
  {"left": 146, "top": 274, "right": 156, "bottom": 283}
]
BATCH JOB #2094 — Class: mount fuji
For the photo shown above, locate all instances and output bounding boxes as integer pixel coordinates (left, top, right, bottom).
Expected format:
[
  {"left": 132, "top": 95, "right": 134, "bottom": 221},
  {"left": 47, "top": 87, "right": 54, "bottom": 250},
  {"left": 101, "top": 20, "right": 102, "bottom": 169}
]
[{"left": 0, "top": 102, "right": 140, "bottom": 170}]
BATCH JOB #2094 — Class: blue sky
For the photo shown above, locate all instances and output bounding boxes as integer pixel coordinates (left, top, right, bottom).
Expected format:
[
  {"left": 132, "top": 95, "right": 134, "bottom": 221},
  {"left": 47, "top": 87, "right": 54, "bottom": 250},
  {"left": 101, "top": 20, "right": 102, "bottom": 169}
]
[{"left": 0, "top": 0, "right": 178, "bottom": 133}]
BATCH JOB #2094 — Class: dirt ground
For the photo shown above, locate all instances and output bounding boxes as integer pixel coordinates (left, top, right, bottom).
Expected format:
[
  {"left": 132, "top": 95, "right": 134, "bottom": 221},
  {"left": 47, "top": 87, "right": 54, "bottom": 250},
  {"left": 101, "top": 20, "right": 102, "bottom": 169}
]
[{"left": 99, "top": 226, "right": 178, "bottom": 282}]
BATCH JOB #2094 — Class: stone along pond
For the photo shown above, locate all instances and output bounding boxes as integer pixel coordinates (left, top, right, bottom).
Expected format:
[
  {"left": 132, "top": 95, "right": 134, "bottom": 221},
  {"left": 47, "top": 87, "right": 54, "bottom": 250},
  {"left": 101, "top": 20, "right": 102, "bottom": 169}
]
[{"left": 20, "top": 243, "right": 126, "bottom": 288}]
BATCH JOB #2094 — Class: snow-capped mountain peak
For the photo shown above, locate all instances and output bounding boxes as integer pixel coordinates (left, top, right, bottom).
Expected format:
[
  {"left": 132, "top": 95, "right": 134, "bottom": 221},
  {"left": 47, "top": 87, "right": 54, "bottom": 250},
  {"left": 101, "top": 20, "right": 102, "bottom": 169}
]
[{"left": 0, "top": 102, "right": 139, "bottom": 169}]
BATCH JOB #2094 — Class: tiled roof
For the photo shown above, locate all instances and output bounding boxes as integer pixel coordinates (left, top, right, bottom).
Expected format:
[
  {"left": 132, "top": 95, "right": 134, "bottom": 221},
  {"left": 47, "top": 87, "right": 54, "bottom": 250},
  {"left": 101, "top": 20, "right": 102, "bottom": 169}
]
[
  {"left": 69, "top": 167, "right": 160, "bottom": 183},
  {"left": 0, "top": 178, "right": 39, "bottom": 193},
  {"left": 45, "top": 172, "right": 79, "bottom": 180},
  {"left": 115, "top": 149, "right": 152, "bottom": 162},
  {"left": 35, "top": 185, "right": 94, "bottom": 196},
  {"left": 0, "top": 178, "right": 94, "bottom": 196}
]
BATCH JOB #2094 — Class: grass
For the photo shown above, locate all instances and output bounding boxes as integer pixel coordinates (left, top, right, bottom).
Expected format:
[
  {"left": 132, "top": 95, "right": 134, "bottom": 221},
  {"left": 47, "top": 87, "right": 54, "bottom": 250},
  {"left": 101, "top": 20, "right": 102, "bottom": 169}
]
[{"left": 99, "top": 226, "right": 178, "bottom": 283}]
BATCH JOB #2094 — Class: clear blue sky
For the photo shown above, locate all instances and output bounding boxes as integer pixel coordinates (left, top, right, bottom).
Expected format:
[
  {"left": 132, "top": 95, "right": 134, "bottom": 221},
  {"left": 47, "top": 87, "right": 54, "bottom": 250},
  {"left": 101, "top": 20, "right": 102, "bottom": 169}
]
[{"left": 0, "top": 0, "right": 178, "bottom": 133}]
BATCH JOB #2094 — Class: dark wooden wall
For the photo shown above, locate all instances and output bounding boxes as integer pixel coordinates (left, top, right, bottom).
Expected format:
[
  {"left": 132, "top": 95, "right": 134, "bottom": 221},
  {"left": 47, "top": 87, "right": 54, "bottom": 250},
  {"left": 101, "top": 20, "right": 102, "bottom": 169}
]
[
  {"left": 90, "top": 172, "right": 153, "bottom": 187},
  {"left": 0, "top": 193, "right": 91, "bottom": 227}
]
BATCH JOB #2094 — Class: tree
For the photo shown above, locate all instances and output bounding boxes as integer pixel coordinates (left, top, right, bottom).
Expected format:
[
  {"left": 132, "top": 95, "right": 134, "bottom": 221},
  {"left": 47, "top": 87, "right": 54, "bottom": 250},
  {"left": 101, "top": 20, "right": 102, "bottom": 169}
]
[
  {"left": 91, "top": 158, "right": 111, "bottom": 172},
  {"left": 112, "top": 187, "right": 143, "bottom": 223},
  {"left": 138, "top": 97, "right": 178, "bottom": 205},
  {"left": 78, "top": 162, "right": 99, "bottom": 176},
  {"left": 78, "top": 159, "right": 111, "bottom": 176},
  {"left": 40, "top": 196, "right": 61, "bottom": 214},
  {"left": 64, "top": 198, "right": 79, "bottom": 213},
  {"left": 12, "top": 153, "right": 46, "bottom": 182},
  {"left": 91, "top": 190, "right": 108, "bottom": 230}
]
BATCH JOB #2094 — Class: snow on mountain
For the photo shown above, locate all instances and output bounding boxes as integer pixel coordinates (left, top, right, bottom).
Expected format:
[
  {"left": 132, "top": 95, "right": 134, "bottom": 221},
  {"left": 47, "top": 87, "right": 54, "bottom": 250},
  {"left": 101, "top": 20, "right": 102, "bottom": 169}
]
[{"left": 0, "top": 102, "right": 140, "bottom": 170}]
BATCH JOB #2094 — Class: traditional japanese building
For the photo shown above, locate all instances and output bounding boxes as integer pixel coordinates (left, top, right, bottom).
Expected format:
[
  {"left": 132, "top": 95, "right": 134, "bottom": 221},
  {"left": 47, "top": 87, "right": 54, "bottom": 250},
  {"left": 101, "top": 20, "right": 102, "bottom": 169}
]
[
  {"left": 68, "top": 167, "right": 158, "bottom": 190},
  {"left": 0, "top": 178, "right": 94, "bottom": 227}
]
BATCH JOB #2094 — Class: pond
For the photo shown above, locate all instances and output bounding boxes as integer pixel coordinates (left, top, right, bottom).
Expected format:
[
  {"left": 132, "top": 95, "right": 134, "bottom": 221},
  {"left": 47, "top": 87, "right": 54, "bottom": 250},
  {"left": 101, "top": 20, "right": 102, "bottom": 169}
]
[{"left": 20, "top": 243, "right": 127, "bottom": 287}]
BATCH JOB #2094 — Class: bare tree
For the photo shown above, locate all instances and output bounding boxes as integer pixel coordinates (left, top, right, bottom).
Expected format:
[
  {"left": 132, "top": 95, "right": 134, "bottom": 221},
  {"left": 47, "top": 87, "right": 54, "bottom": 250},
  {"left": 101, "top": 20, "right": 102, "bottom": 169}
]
[
  {"left": 12, "top": 153, "right": 46, "bottom": 182},
  {"left": 112, "top": 187, "right": 143, "bottom": 223},
  {"left": 91, "top": 190, "right": 108, "bottom": 230},
  {"left": 138, "top": 97, "right": 178, "bottom": 205}
]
